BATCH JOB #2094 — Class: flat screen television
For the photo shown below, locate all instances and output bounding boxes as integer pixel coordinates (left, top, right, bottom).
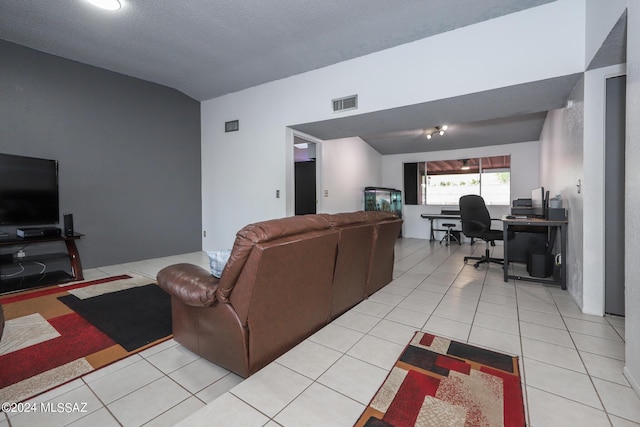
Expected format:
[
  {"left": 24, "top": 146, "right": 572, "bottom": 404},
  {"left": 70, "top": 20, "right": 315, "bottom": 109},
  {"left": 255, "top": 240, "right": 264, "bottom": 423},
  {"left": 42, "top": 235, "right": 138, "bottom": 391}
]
[
  {"left": 531, "top": 187, "right": 545, "bottom": 218},
  {"left": 0, "top": 153, "right": 59, "bottom": 226}
]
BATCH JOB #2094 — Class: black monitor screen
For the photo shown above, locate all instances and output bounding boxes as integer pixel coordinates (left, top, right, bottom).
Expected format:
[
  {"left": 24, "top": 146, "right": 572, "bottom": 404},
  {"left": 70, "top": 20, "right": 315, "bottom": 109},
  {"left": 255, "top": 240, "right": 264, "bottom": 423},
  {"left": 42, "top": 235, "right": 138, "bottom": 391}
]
[
  {"left": 531, "top": 187, "right": 545, "bottom": 218},
  {"left": 0, "top": 153, "right": 59, "bottom": 225}
]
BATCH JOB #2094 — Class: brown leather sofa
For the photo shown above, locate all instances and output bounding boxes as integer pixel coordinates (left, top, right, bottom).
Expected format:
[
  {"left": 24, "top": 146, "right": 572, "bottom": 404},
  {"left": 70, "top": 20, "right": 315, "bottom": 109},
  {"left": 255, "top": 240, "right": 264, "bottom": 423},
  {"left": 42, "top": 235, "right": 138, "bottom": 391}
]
[
  {"left": 328, "top": 211, "right": 401, "bottom": 319},
  {"left": 157, "top": 211, "right": 402, "bottom": 377}
]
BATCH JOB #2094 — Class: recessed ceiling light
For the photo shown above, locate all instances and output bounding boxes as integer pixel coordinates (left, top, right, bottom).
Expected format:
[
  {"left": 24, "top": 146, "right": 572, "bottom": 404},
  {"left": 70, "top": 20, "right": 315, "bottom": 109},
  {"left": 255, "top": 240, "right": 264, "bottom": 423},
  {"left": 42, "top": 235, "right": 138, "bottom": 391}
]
[{"left": 85, "top": 0, "right": 121, "bottom": 11}]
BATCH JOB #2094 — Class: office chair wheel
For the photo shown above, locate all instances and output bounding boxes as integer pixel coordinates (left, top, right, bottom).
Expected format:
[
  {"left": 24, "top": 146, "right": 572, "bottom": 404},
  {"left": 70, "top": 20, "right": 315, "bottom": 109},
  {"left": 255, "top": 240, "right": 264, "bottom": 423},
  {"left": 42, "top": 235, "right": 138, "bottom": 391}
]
[{"left": 464, "top": 254, "right": 486, "bottom": 269}]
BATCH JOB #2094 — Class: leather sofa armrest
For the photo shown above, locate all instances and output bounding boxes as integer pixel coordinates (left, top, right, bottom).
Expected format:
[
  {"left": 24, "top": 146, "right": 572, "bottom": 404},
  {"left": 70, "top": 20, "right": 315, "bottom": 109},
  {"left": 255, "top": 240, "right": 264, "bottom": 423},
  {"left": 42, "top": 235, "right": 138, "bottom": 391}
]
[{"left": 157, "top": 263, "right": 219, "bottom": 307}]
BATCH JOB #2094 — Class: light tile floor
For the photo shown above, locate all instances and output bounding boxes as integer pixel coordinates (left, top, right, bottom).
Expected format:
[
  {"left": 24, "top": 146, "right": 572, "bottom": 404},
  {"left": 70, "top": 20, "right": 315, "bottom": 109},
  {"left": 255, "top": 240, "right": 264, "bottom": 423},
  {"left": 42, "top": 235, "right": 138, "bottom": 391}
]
[{"left": 2, "top": 238, "right": 638, "bottom": 427}]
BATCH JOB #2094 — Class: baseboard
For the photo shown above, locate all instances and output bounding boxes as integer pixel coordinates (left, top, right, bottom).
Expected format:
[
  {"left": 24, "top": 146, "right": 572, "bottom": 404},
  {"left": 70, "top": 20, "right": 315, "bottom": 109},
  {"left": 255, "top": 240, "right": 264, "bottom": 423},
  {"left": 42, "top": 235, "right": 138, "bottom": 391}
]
[{"left": 624, "top": 366, "right": 640, "bottom": 399}]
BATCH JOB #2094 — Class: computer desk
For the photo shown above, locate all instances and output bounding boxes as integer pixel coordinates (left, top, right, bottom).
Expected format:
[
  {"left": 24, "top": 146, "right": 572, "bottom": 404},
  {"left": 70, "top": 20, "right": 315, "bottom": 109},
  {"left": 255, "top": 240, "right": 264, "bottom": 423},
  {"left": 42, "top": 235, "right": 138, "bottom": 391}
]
[
  {"left": 501, "top": 215, "right": 568, "bottom": 289},
  {"left": 420, "top": 213, "right": 462, "bottom": 241}
]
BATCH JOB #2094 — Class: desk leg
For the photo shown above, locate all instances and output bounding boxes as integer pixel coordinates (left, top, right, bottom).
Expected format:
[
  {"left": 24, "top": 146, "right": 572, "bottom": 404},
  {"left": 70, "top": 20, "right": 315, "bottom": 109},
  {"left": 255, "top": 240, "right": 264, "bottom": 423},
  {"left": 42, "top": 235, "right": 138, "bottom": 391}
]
[
  {"left": 561, "top": 223, "right": 567, "bottom": 290},
  {"left": 65, "top": 239, "right": 84, "bottom": 281},
  {"left": 503, "top": 223, "right": 509, "bottom": 282},
  {"left": 430, "top": 219, "right": 435, "bottom": 241}
]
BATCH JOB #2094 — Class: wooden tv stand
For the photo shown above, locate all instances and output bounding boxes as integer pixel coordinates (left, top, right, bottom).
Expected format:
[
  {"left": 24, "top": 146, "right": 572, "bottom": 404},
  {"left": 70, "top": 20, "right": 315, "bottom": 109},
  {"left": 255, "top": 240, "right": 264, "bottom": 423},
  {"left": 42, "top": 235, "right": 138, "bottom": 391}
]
[{"left": 0, "top": 232, "right": 84, "bottom": 294}]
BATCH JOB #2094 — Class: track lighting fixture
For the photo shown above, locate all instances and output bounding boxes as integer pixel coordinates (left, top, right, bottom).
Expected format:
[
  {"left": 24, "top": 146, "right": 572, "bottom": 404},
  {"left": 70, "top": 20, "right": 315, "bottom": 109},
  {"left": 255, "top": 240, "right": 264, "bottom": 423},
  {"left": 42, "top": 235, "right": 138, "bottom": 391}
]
[{"left": 425, "top": 125, "right": 448, "bottom": 140}]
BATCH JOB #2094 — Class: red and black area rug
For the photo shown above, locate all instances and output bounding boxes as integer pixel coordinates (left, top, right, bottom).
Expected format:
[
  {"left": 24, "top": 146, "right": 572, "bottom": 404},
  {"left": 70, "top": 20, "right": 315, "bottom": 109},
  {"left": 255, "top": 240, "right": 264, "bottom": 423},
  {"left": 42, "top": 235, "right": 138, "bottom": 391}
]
[
  {"left": 0, "top": 275, "right": 172, "bottom": 404},
  {"left": 355, "top": 331, "right": 525, "bottom": 427}
]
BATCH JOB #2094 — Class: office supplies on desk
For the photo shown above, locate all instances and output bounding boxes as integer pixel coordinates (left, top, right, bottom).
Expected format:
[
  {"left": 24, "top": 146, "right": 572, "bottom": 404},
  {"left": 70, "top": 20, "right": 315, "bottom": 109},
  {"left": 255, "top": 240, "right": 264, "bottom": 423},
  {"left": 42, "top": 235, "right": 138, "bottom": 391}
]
[
  {"left": 511, "top": 198, "right": 533, "bottom": 216},
  {"left": 547, "top": 208, "right": 567, "bottom": 220},
  {"left": 531, "top": 187, "right": 547, "bottom": 218}
]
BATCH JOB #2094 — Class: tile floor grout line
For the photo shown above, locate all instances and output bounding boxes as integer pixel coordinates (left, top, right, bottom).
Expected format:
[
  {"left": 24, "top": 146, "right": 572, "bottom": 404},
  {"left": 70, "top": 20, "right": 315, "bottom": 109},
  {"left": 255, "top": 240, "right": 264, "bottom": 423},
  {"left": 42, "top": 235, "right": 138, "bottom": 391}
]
[
  {"left": 72, "top": 377, "right": 123, "bottom": 427},
  {"left": 555, "top": 295, "right": 618, "bottom": 427},
  {"left": 13, "top": 243, "right": 637, "bottom": 426},
  {"left": 512, "top": 267, "right": 532, "bottom": 427}
]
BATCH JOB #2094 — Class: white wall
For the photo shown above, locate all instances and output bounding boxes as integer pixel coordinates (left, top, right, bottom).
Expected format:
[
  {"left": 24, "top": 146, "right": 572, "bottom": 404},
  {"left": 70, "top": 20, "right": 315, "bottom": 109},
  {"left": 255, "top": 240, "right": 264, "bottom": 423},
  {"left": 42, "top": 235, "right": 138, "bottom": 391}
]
[
  {"left": 540, "top": 62, "right": 626, "bottom": 316},
  {"left": 625, "top": 0, "right": 640, "bottom": 399},
  {"left": 539, "top": 79, "right": 585, "bottom": 306},
  {"left": 200, "top": 1, "right": 586, "bottom": 249},
  {"left": 382, "top": 141, "right": 539, "bottom": 239},
  {"left": 319, "top": 137, "right": 382, "bottom": 214}
]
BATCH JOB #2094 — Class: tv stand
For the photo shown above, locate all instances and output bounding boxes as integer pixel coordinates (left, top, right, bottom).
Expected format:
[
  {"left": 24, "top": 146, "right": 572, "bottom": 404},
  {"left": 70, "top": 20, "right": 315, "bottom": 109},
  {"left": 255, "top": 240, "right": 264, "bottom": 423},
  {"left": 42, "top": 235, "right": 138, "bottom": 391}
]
[{"left": 0, "top": 233, "right": 84, "bottom": 294}]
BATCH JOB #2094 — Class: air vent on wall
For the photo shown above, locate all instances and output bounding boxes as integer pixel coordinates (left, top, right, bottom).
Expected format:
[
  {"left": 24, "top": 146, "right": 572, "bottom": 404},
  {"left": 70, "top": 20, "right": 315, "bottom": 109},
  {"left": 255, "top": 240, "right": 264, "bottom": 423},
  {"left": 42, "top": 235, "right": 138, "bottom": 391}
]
[
  {"left": 225, "top": 120, "right": 239, "bottom": 132},
  {"left": 332, "top": 95, "right": 358, "bottom": 112}
]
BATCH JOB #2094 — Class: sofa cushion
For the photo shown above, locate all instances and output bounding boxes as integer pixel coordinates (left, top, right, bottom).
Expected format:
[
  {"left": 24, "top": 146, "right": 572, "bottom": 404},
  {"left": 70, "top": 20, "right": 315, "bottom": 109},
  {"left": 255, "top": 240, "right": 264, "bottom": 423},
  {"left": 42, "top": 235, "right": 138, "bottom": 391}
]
[{"left": 207, "top": 249, "right": 232, "bottom": 278}]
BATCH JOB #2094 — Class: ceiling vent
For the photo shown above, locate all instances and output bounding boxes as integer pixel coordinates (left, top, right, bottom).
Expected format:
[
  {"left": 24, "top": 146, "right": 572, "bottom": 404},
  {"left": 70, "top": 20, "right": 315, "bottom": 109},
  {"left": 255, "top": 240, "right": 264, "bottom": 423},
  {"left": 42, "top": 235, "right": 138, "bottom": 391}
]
[{"left": 332, "top": 95, "right": 358, "bottom": 112}]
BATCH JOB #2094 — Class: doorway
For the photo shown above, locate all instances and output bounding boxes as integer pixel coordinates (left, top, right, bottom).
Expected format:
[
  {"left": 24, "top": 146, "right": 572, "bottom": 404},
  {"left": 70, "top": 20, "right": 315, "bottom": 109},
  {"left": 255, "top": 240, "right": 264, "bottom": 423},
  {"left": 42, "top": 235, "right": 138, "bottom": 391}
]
[
  {"left": 604, "top": 75, "right": 626, "bottom": 316},
  {"left": 294, "top": 136, "right": 318, "bottom": 215}
]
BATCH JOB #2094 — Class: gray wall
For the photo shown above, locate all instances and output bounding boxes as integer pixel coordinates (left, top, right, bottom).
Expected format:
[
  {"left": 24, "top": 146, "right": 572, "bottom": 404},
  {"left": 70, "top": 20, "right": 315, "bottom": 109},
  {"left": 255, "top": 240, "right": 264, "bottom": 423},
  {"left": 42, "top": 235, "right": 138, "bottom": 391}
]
[{"left": 0, "top": 40, "right": 201, "bottom": 268}]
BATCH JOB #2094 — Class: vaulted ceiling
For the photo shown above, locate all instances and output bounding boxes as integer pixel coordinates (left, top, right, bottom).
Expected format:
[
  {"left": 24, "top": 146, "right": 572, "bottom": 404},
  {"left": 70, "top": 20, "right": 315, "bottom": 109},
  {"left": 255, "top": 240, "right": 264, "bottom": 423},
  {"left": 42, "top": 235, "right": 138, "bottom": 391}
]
[
  {"left": 0, "top": 1, "right": 626, "bottom": 154},
  {"left": 0, "top": 0, "right": 555, "bottom": 101}
]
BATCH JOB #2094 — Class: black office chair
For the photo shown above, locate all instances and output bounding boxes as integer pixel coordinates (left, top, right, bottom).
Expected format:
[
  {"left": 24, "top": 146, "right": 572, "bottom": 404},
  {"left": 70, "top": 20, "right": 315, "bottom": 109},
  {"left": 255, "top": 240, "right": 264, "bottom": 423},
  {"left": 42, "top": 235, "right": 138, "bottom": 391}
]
[{"left": 459, "top": 194, "right": 513, "bottom": 268}]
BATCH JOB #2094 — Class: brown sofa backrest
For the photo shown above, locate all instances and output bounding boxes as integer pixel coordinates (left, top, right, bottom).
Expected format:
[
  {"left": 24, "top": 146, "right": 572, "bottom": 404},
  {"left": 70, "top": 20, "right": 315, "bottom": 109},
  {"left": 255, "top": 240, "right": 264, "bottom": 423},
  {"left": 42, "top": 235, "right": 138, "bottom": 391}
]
[
  {"left": 366, "top": 216, "right": 403, "bottom": 296},
  {"left": 328, "top": 210, "right": 402, "bottom": 319},
  {"left": 328, "top": 211, "right": 375, "bottom": 320},
  {"left": 361, "top": 210, "right": 399, "bottom": 223},
  {"left": 216, "top": 214, "right": 332, "bottom": 304},
  {"left": 329, "top": 211, "right": 369, "bottom": 227},
  {"left": 232, "top": 227, "right": 339, "bottom": 374}
]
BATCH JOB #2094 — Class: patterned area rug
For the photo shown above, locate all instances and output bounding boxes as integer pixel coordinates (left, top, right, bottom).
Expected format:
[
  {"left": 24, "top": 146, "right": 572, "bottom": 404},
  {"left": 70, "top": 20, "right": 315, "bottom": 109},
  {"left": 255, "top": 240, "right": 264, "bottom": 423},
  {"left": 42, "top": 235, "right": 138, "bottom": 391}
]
[
  {"left": 0, "top": 275, "right": 172, "bottom": 404},
  {"left": 355, "top": 331, "right": 525, "bottom": 427}
]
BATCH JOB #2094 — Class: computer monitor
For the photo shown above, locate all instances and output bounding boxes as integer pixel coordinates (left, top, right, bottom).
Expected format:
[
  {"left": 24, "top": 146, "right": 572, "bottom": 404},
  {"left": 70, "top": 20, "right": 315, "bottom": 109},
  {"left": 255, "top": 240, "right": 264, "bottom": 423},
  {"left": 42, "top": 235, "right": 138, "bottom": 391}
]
[{"left": 531, "top": 187, "right": 545, "bottom": 218}]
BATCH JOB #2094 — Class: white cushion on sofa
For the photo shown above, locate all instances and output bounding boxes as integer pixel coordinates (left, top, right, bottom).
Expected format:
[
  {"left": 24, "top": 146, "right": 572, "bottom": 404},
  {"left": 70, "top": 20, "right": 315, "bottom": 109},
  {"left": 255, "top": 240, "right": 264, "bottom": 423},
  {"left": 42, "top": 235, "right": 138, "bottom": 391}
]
[{"left": 206, "top": 249, "right": 231, "bottom": 278}]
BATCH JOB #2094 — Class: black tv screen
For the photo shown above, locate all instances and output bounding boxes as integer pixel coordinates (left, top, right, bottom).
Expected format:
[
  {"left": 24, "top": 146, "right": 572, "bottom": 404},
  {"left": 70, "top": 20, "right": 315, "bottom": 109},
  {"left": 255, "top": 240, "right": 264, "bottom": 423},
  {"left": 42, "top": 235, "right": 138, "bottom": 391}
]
[{"left": 0, "top": 153, "right": 59, "bottom": 226}]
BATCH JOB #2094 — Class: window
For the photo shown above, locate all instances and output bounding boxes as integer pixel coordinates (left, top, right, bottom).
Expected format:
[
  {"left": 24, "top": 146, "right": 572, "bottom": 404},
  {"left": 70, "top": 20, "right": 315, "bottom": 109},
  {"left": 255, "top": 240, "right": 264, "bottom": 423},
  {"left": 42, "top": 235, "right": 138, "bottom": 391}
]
[{"left": 405, "top": 155, "right": 510, "bottom": 205}]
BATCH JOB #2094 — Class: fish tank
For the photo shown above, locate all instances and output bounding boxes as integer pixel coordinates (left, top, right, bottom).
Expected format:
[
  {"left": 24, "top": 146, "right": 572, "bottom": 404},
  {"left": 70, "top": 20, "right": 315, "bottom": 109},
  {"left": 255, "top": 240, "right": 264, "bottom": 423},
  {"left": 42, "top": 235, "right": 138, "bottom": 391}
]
[{"left": 364, "top": 187, "right": 402, "bottom": 217}]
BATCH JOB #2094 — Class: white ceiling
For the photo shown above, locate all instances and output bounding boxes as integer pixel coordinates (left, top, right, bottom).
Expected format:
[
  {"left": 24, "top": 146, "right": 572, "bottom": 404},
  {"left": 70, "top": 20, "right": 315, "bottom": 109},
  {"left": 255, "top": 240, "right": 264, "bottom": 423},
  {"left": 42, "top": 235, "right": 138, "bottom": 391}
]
[
  {"left": 291, "top": 73, "right": 584, "bottom": 154},
  {"left": 0, "top": 1, "right": 626, "bottom": 154},
  {"left": 0, "top": 0, "right": 555, "bottom": 101}
]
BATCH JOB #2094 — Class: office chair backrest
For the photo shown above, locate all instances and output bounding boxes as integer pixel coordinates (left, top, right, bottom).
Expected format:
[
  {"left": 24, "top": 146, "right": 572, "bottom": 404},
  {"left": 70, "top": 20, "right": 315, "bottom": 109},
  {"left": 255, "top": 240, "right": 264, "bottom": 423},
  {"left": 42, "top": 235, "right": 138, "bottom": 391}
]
[{"left": 459, "top": 194, "right": 491, "bottom": 237}]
